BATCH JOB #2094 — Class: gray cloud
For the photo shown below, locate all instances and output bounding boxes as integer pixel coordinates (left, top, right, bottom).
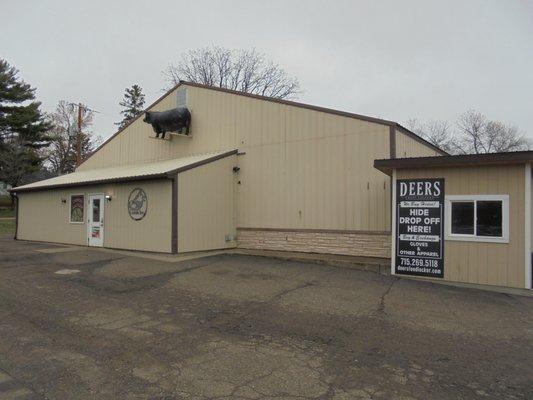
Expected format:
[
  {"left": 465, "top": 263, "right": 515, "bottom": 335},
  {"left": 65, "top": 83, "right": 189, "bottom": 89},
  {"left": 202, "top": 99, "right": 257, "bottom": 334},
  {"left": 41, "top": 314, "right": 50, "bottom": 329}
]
[{"left": 1, "top": 0, "right": 532, "bottom": 140}]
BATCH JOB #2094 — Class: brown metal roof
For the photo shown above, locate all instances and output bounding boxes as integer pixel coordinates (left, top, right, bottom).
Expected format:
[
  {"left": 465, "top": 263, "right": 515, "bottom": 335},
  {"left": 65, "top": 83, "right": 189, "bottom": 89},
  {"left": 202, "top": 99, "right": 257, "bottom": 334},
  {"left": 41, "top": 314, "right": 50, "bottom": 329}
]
[
  {"left": 374, "top": 150, "right": 533, "bottom": 175},
  {"left": 78, "top": 81, "right": 447, "bottom": 167}
]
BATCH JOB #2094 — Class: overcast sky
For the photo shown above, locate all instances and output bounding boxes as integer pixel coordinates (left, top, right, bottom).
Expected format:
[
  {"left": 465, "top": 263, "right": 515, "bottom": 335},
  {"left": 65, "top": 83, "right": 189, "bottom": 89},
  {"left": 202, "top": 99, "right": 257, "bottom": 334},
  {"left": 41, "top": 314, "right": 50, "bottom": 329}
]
[{"left": 1, "top": 0, "right": 532, "bottom": 141}]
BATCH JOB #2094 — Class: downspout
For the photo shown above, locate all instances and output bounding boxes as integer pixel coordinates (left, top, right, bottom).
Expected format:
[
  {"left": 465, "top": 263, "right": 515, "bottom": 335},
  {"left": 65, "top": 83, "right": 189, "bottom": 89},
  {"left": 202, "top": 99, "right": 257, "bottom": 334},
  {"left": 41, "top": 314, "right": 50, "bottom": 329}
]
[
  {"left": 389, "top": 124, "right": 396, "bottom": 234},
  {"left": 525, "top": 163, "right": 531, "bottom": 289}
]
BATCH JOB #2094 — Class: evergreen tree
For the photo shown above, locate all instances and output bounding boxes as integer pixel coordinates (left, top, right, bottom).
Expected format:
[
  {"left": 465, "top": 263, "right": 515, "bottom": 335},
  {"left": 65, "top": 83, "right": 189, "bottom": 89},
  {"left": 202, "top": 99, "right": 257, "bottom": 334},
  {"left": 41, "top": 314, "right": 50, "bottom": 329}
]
[
  {"left": 116, "top": 84, "right": 145, "bottom": 130},
  {"left": 0, "top": 59, "right": 51, "bottom": 207}
]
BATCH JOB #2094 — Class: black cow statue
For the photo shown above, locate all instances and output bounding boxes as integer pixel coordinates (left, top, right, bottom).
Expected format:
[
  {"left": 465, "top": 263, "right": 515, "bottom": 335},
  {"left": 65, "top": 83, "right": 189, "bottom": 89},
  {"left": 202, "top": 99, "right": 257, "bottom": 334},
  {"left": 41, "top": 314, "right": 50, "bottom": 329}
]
[{"left": 143, "top": 107, "right": 191, "bottom": 139}]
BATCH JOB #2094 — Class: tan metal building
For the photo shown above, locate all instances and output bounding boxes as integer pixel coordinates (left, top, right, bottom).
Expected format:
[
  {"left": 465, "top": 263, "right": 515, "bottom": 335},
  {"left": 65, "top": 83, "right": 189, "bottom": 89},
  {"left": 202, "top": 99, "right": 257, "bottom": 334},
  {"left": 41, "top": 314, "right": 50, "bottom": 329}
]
[
  {"left": 375, "top": 152, "right": 533, "bottom": 289},
  {"left": 12, "top": 81, "right": 443, "bottom": 257},
  {"left": 12, "top": 82, "right": 532, "bottom": 290}
]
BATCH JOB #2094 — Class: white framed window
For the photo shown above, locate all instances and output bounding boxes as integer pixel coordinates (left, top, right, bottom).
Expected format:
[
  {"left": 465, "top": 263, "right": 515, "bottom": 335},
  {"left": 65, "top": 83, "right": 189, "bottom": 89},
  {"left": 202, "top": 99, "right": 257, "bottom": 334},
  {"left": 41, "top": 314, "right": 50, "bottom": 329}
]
[
  {"left": 69, "top": 194, "right": 85, "bottom": 224},
  {"left": 445, "top": 195, "right": 509, "bottom": 243}
]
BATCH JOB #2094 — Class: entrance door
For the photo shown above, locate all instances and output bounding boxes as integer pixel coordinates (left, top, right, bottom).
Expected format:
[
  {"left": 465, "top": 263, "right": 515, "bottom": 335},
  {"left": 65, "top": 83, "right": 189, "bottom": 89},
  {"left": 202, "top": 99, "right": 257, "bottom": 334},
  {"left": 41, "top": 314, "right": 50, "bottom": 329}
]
[{"left": 87, "top": 194, "right": 104, "bottom": 247}]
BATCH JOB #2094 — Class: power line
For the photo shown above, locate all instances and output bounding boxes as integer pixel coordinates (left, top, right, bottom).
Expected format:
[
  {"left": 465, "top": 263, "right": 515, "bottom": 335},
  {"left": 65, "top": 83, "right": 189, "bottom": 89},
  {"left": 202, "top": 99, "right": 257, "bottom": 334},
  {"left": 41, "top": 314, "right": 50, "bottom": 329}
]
[{"left": 65, "top": 102, "right": 100, "bottom": 114}]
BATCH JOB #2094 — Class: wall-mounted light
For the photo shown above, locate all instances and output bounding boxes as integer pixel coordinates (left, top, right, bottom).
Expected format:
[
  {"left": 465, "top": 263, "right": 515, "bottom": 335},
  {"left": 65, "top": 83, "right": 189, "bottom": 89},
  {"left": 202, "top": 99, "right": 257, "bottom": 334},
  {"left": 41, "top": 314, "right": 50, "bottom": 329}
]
[
  {"left": 105, "top": 195, "right": 112, "bottom": 202},
  {"left": 233, "top": 166, "right": 240, "bottom": 173},
  {"left": 61, "top": 198, "right": 67, "bottom": 204}
]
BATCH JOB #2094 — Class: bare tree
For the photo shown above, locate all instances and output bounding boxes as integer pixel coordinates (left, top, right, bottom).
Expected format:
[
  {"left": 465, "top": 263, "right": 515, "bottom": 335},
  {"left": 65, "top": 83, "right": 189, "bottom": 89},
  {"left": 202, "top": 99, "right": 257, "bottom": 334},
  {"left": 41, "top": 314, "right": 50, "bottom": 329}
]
[
  {"left": 454, "top": 110, "right": 530, "bottom": 154},
  {"left": 406, "top": 119, "right": 454, "bottom": 154},
  {"left": 45, "top": 101, "right": 101, "bottom": 175},
  {"left": 406, "top": 110, "right": 530, "bottom": 155},
  {"left": 164, "top": 46, "right": 301, "bottom": 99}
]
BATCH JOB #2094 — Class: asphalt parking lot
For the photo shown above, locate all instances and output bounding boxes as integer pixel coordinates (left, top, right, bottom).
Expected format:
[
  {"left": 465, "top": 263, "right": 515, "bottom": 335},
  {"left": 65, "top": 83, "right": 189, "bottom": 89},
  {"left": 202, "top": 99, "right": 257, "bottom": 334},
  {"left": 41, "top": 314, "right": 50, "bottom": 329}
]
[{"left": 0, "top": 237, "right": 531, "bottom": 399}]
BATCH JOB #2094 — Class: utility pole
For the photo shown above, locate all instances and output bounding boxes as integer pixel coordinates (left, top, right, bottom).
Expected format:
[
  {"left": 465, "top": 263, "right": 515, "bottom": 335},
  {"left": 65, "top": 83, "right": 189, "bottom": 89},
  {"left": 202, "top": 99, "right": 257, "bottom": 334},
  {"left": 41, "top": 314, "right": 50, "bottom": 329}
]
[
  {"left": 67, "top": 102, "right": 99, "bottom": 167},
  {"left": 77, "top": 103, "right": 82, "bottom": 166}
]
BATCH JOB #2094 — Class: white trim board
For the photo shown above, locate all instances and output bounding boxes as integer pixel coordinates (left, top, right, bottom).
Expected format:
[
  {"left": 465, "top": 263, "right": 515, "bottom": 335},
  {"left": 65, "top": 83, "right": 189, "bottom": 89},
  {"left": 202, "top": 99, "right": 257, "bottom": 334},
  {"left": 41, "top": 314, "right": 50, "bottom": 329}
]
[
  {"left": 444, "top": 194, "right": 509, "bottom": 244},
  {"left": 525, "top": 164, "right": 531, "bottom": 289},
  {"left": 391, "top": 170, "right": 397, "bottom": 275}
]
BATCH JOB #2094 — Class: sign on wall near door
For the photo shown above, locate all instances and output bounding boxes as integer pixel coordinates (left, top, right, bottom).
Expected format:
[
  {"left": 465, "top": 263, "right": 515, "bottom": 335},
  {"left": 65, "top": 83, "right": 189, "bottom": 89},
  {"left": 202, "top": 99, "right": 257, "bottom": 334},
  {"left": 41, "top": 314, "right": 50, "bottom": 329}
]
[{"left": 395, "top": 178, "right": 445, "bottom": 278}]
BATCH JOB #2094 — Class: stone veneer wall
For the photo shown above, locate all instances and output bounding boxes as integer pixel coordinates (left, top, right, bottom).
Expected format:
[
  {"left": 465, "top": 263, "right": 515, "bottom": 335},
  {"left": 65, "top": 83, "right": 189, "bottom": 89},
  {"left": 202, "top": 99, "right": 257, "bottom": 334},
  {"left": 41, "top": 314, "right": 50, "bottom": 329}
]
[{"left": 237, "top": 229, "right": 391, "bottom": 258}]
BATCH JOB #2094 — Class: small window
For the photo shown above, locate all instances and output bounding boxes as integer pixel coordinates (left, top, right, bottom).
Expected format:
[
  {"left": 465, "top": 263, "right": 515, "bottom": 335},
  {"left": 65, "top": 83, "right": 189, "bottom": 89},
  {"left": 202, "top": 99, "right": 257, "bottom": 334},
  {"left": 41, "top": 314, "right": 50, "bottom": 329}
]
[
  {"left": 476, "top": 201, "right": 502, "bottom": 237},
  {"left": 446, "top": 195, "right": 508, "bottom": 243},
  {"left": 70, "top": 194, "right": 85, "bottom": 223},
  {"left": 451, "top": 202, "right": 474, "bottom": 235},
  {"left": 177, "top": 88, "right": 187, "bottom": 107}
]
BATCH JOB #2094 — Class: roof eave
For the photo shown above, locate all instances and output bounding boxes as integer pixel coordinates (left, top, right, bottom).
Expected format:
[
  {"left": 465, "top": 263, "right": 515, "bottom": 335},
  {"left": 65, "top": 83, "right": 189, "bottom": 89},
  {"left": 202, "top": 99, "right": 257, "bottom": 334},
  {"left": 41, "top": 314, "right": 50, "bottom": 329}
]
[
  {"left": 12, "top": 149, "right": 239, "bottom": 193},
  {"left": 374, "top": 151, "right": 533, "bottom": 175},
  {"left": 11, "top": 173, "right": 170, "bottom": 193}
]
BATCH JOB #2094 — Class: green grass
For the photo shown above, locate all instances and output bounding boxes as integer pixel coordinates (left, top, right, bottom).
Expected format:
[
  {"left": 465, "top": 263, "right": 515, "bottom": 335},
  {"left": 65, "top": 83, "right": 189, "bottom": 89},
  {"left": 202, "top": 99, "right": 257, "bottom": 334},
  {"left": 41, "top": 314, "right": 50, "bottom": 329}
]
[
  {"left": 0, "top": 207, "right": 15, "bottom": 235},
  {"left": 0, "top": 195, "right": 11, "bottom": 208},
  {"left": 0, "top": 219, "right": 15, "bottom": 235},
  {"left": 0, "top": 209, "right": 15, "bottom": 218}
]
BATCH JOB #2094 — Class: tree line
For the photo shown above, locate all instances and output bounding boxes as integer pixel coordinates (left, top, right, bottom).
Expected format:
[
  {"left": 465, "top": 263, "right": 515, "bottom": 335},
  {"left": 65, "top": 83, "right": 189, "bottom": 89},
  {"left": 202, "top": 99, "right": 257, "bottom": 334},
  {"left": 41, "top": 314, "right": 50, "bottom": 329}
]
[{"left": 406, "top": 111, "right": 530, "bottom": 155}]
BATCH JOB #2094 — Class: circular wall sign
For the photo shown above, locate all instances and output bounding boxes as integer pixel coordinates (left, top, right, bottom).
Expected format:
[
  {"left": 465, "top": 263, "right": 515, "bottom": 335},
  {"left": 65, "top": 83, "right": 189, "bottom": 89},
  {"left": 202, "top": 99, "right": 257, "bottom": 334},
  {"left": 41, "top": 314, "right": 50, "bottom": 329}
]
[{"left": 128, "top": 188, "right": 147, "bottom": 220}]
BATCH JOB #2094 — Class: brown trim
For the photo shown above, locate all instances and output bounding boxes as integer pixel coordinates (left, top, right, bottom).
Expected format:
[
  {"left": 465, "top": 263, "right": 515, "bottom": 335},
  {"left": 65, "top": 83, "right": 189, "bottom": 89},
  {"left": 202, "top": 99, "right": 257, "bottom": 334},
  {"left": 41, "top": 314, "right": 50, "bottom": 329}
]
[
  {"left": 167, "top": 149, "right": 238, "bottom": 175},
  {"left": 181, "top": 81, "right": 397, "bottom": 126},
  {"left": 237, "top": 227, "right": 391, "bottom": 236},
  {"left": 14, "top": 194, "right": 19, "bottom": 240},
  {"left": 389, "top": 125, "right": 396, "bottom": 159},
  {"left": 171, "top": 174, "right": 178, "bottom": 253},
  {"left": 77, "top": 80, "right": 446, "bottom": 168},
  {"left": 374, "top": 150, "right": 533, "bottom": 175}
]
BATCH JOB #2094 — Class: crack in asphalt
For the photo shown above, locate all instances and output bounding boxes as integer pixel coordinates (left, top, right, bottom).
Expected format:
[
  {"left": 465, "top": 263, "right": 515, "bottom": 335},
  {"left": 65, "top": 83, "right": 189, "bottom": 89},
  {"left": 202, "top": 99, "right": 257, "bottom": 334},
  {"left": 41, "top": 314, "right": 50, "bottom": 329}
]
[
  {"left": 376, "top": 278, "right": 397, "bottom": 316},
  {"left": 224, "top": 281, "right": 318, "bottom": 331}
]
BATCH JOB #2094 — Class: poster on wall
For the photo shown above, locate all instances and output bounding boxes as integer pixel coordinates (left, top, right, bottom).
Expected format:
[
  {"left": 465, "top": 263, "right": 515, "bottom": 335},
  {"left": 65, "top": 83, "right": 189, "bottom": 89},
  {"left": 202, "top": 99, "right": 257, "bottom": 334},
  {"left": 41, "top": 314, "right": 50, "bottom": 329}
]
[{"left": 395, "top": 178, "right": 444, "bottom": 278}]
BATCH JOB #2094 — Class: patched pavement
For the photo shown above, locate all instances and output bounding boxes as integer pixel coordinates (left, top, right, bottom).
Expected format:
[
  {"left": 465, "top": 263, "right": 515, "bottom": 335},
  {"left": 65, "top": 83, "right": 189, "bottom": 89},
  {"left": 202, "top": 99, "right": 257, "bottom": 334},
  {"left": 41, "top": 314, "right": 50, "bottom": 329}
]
[{"left": 0, "top": 237, "right": 531, "bottom": 399}]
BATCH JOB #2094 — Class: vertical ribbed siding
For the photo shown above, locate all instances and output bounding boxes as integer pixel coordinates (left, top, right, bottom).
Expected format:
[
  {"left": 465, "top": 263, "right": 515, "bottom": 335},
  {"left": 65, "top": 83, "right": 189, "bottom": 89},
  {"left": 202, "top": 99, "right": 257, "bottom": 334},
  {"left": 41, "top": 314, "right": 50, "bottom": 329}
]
[
  {"left": 104, "top": 180, "right": 172, "bottom": 253},
  {"left": 17, "top": 180, "right": 172, "bottom": 253},
  {"left": 77, "top": 85, "right": 441, "bottom": 233},
  {"left": 397, "top": 165, "right": 526, "bottom": 288},
  {"left": 396, "top": 131, "right": 443, "bottom": 158},
  {"left": 17, "top": 190, "right": 87, "bottom": 246},
  {"left": 177, "top": 155, "right": 236, "bottom": 253}
]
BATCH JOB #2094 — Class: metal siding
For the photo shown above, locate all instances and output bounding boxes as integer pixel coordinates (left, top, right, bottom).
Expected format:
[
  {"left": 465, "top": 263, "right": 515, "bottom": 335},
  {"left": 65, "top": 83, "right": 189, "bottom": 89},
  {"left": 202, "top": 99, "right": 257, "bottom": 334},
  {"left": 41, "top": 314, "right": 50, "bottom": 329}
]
[
  {"left": 396, "top": 131, "right": 443, "bottom": 158},
  {"left": 17, "top": 190, "right": 87, "bottom": 246},
  {"left": 17, "top": 180, "right": 172, "bottom": 253},
  {"left": 396, "top": 164, "right": 525, "bottom": 288},
  {"left": 77, "top": 85, "right": 436, "bottom": 232},
  {"left": 177, "top": 155, "right": 236, "bottom": 252},
  {"left": 104, "top": 180, "right": 172, "bottom": 253}
]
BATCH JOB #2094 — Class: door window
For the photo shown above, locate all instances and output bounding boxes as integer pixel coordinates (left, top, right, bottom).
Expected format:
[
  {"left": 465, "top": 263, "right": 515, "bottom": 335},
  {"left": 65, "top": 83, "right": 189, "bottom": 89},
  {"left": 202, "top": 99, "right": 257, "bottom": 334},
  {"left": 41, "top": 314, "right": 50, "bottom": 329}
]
[{"left": 92, "top": 198, "right": 100, "bottom": 223}]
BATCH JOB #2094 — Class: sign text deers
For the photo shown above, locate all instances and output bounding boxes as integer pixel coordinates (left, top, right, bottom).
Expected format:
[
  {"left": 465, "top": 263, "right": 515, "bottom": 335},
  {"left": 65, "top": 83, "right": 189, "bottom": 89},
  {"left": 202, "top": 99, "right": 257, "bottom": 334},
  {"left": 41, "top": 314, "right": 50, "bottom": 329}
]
[
  {"left": 399, "top": 180, "right": 442, "bottom": 197},
  {"left": 395, "top": 178, "right": 445, "bottom": 278}
]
